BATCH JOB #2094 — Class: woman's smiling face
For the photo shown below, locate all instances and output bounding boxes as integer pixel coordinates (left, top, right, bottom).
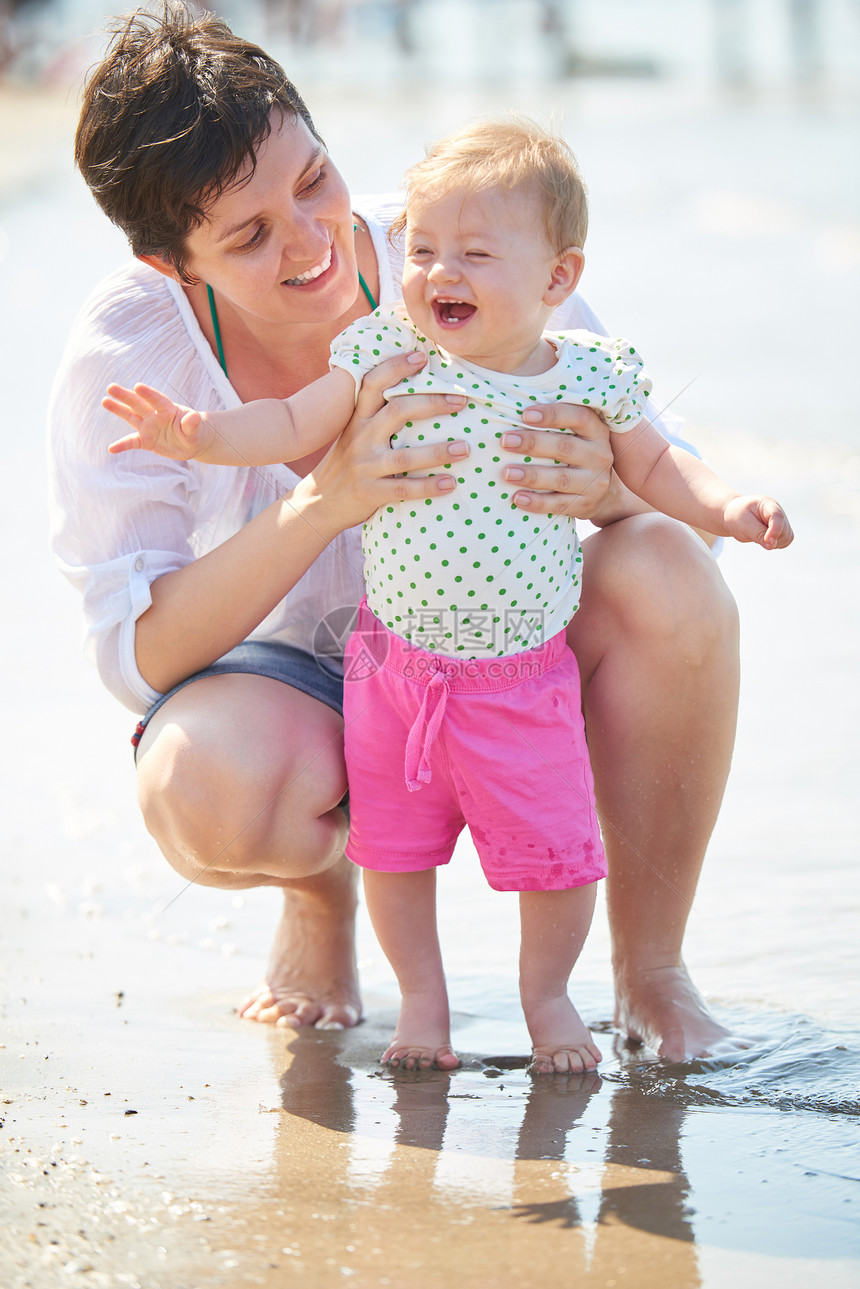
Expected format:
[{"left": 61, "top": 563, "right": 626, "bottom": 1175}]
[{"left": 180, "top": 112, "right": 357, "bottom": 326}]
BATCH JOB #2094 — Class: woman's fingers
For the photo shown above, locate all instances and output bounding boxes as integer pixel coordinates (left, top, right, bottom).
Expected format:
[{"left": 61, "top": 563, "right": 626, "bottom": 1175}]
[
  {"left": 387, "top": 438, "right": 469, "bottom": 477},
  {"left": 353, "top": 351, "right": 427, "bottom": 417},
  {"left": 501, "top": 446, "right": 612, "bottom": 517},
  {"left": 510, "top": 488, "right": 595, "bottom": 516},
  {"left": 501, "top": 422, "right": 609, "bottom": 465},
  {"left": 502, "top": 459, "right": 601, "bottom": 492},
  {"left": 500, "top": 405, "right": 613, "bottom": 517},
  {"left": 521, "top": 400, "right": 609, "bottom": 439},
  {"left": 377, "top": 470, "right": 457, "bottom": 500},
  {"left": 370, "top": 392, "right": 467, "bottom": 441},
  {"left": 353, "top": 352, "right": 467, "bottom": 435}
]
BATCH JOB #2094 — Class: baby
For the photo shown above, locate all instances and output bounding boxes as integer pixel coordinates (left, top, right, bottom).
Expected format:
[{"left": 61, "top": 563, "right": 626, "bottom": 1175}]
[{"left": 105, "top": 118, "right": 792, "bottom": 1075}]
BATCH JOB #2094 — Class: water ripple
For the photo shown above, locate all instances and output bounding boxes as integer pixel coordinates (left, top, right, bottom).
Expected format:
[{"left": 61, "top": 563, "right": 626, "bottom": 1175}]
[{"left": 607, "top": 1013, "right": 860, "bottom": 1118}]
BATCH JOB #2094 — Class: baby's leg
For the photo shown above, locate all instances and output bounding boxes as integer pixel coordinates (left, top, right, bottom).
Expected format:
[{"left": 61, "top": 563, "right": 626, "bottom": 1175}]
[
  {"left": 519, "top": 884, "right": 602, "bottom": 1074},
  {"left": 362, "top": 868, "right": 460, "bottom": 1070}
]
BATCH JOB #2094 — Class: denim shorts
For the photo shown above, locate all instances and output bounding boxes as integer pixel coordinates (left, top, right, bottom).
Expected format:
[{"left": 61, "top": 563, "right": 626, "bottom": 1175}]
[{"left": 131, "top": 640, "right": 344, "bottom": 759}]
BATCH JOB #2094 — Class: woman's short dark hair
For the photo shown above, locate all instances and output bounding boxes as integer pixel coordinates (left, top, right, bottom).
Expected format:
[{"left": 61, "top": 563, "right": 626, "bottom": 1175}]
[{"left": 75, "top": 1, "right": 323, "bottom": 281}]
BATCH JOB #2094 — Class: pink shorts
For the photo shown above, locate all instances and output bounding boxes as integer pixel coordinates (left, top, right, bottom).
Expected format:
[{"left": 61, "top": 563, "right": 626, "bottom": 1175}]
[{"left": 343, "top": 600, "right": 606, "bottom": 893}]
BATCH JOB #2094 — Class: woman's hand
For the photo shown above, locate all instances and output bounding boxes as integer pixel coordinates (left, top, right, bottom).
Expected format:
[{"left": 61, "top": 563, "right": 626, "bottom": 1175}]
[
  {"left": 499, "top": 403, "right": 613, "bottom": 519},
  {"left": 297, "top": 352, "right": 470, "bottom": 535}
]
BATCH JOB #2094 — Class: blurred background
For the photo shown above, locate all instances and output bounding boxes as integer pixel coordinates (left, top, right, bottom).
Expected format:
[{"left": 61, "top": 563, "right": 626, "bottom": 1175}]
[
  {"left": 1, "top": 0, "right": 859, "bottom": 1056},
  {"left": 2, "top": 0, "right": 860, "bottom": 92}
]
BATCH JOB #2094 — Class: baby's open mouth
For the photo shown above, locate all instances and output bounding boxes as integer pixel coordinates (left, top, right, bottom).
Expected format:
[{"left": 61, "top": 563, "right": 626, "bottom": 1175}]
[
  {"left": 283, "top": 247, "right": 333, "bottom": 286},
  {"left": 432, "top": 298, "right": 477, "bottom": 326}
]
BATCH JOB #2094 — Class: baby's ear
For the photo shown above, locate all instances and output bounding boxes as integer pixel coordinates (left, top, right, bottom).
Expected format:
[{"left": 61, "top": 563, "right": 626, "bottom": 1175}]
[{"left": 544, "top": 247, "right": 585, "bottom": 306}]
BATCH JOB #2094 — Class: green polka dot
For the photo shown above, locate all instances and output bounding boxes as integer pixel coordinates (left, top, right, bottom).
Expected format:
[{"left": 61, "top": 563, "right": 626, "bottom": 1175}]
[{"left": 355, "top": 324, "right": 624, "bottom": 660}]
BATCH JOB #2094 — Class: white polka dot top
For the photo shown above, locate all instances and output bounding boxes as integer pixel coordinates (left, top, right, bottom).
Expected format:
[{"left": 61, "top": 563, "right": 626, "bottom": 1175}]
[{"left": 330, "top": 304, "right": 651, "bottom": 659}]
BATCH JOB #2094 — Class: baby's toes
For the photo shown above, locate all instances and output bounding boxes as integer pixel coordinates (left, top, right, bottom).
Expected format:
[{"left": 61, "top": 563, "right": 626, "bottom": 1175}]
[
  {"left": 529, "top": 1044, "right": 601, "bottom": 1075},
  {"left": 381, "top": 1043, "right": 460, "bottom": 1071}
]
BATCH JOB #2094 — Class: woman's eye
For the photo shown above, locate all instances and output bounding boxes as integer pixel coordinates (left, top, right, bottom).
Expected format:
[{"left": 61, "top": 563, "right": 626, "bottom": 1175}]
[
  {"left": 300, "top": 166, "right": 326, "bottom": 195},
  {"left": 236, "top": 225, "right": 265, "bottom": 253}
]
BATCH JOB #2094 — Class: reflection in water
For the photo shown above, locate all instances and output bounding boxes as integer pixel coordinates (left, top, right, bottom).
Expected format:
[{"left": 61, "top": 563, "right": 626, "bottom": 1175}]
[
  {"left": 256, "top": 1021, "right": 860, "bottom": 1280},
  {"left": 598, "top": 1090, "right": 694, "bottom": 1245},
  {"left": 514, "top": 1068, "right": 602, "bottom": 1161},
  {"left": 278, "top": 1025, "right": 357, "bottom": 1133},
  {"left": 509, "top": 1075, "right": 701, "bottom": 1287},
  {"left": 387, "top": 1073, "right": 451, "bottom": 1152},
  {"left": 277, "top": 1029, "right": 700, "bottom": 1280}
]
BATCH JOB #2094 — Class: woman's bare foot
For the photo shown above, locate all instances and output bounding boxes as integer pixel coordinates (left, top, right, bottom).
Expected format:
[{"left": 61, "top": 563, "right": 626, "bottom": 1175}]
[
  {"left": 614, "top": 962, "right": 750, "bottom": 1062},
  {"left": 238, "top": 859, "right": 361, "bottom": 1029},
  {"left": 381, "top": 990, "right": 460, "bottom": 1071},
  {"left": 523, "top": 994, "right": 602, "bottom": 1075}
]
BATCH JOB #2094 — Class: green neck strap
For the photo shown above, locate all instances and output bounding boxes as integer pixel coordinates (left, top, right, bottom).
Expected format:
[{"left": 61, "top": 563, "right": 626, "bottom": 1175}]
[
  {"left": 206, "top": 284, "right": 228, "bottom": 377},
  {"left": 357, "top": 269, "right": 377, "bottom": 310}
]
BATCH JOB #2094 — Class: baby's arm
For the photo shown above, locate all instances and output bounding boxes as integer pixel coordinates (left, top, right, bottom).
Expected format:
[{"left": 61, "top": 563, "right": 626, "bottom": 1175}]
[
  {"left": 104, "top": 367, "right": 357, "bottom": 466},
  {"left": 611, "top": 418, "right": 793, "bottom": 549}
]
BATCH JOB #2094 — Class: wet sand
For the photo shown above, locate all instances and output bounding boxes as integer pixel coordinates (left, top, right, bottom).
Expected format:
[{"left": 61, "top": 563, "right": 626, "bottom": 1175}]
[
  {"left": 3, "top": 971, "right": 859, "bottom": 1288},
  {"left": 2, "top": 9, "right": 860, "bottom": 1285}
]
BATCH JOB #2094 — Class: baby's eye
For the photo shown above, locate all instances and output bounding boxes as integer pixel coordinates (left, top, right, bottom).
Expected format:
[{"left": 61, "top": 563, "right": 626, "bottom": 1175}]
[
  {"left": 466, "top": 250, "right": 490, "bottom": 259},
  {"left": 409, "top": 246, "right": 432, "bottom": 258}
]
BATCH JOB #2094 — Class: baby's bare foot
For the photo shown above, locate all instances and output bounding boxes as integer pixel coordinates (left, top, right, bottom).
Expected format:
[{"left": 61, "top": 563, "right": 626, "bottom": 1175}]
[
  {"left": 523, "top": 994, "right": 602, "bottom": 1076},
  {"left": 382, "top": 1041, "right": 460, "bottom": 1071},
  {"left": 614, "top": 962, "right": 749, "bottom": 1062},
  {"left": 381, "top": 990, "right": 460, "bottom": 1071},
  {"left": 238, "top": 861, "right": 361, "bottom": 1030},
  {"left": 528, "top": 1044, "right": 601, "bottom": 1075}
]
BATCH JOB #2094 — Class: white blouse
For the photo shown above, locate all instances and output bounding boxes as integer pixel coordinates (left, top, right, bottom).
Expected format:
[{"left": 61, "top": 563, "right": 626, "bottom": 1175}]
[{"left": 48, "top": 194, "right": 694, "bottom": 713}]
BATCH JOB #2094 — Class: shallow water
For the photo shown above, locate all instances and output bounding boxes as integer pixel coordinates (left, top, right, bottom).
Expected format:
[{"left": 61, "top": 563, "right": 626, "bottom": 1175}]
[{"left": 2, "top": 2, "right": 860, "bottom": 1285}]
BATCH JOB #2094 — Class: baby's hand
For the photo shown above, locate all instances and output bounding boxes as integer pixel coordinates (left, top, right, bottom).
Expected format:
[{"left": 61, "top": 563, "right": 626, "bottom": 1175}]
[
  {"left": 103, "top": 383, "right": 214, "bottom": 460},
  {"left": 723, "top": 494, "right": 794, "bottom": 549}
]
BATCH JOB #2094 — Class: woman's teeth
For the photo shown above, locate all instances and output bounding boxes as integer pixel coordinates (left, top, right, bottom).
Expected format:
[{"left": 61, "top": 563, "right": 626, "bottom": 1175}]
[{"left": 284, "top": 248, "right": 332, "bottom": 285}]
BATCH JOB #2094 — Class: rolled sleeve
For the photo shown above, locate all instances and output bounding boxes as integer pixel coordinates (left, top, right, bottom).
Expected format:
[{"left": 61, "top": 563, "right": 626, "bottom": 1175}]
[{"left": 55, "top": 546, "right": 191, "bottom": 712}]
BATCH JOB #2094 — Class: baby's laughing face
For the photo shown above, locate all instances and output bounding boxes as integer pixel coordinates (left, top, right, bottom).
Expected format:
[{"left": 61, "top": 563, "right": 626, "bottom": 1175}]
[{"left": 401, "top": 183, "right": 577, "bottom": 377}]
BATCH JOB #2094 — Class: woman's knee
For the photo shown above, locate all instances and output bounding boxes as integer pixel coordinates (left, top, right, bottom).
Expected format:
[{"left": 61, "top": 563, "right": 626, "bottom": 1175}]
[
  {"left": 135, "top": 680, "right": 348, "bottom": 882},
  {"left": 576, "top": 515, "right": 739, "bottom": 661}
]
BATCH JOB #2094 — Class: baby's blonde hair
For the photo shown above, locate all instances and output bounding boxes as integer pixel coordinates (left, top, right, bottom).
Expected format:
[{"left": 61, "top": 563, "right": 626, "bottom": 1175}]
[{"left": 390, "top": 115, "right": 588, "bottom": 253}]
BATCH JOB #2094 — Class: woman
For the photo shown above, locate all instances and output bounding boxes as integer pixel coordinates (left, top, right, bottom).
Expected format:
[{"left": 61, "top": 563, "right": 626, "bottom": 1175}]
[{"left": 49, "top": 2, "right": 740, "bottom": 1060}]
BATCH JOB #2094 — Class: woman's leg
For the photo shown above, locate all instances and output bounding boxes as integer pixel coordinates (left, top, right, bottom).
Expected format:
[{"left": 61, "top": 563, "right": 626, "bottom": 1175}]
[
  {"left": 135, "top": 673, "right": 360, "bottom": 1029},
  {"left": 362, "top": 868, "right": 460, "bottom": 1070},
  {"left": 567, "top": 514, "right": 741, "bottom": 1061},
  {"left": 520, "top": 884, "right": 602, "bottom": 1074}
]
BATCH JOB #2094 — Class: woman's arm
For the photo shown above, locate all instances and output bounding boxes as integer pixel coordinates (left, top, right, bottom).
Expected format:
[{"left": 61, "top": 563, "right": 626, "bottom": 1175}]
[{"left": 133, "top": 358, "right": 469, "bottom": 693}]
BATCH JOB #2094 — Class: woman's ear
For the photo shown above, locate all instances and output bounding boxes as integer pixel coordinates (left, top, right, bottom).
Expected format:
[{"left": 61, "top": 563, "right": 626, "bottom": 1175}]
[
  {"left": 136, "top": 252, "right": 179, "bottom": 280},
  {"left": 544, "top": 247, "right": 585, "bottom": 306}
]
